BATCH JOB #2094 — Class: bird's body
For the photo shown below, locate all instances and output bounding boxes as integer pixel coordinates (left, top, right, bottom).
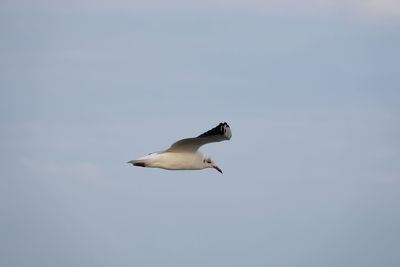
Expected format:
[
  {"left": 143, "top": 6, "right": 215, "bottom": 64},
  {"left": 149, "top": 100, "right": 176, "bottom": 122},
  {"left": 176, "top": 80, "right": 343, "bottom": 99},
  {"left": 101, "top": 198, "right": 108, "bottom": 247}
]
[
  {"left": 128, "top": 122, "right": 232, "bottom": 174},
  {"left": 134, "top": 151, "right": 205, "bottom": 170}
]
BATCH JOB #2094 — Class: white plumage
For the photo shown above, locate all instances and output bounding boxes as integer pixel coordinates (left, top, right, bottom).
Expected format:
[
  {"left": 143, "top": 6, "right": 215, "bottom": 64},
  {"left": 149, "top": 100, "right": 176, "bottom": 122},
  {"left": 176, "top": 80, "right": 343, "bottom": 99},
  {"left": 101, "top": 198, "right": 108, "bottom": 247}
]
[{"left": 128, "top": 122, "right": 232, "bottom": 174}]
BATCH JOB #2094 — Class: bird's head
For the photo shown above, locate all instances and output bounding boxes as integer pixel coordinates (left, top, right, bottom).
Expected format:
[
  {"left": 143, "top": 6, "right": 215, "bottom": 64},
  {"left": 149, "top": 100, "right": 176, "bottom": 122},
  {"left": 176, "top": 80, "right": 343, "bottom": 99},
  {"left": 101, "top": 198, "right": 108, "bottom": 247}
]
[{"left": 203, "top": 156, "right": 223, "bottom": 174}]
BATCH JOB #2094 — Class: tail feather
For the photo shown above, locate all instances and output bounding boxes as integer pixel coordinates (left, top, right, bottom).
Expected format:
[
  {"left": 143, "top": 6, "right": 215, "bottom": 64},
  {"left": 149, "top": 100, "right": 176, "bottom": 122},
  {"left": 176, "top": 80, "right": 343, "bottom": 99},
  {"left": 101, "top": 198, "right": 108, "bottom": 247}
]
[{"left": 127, "top": 160, "right": 147, "bottom": 167}]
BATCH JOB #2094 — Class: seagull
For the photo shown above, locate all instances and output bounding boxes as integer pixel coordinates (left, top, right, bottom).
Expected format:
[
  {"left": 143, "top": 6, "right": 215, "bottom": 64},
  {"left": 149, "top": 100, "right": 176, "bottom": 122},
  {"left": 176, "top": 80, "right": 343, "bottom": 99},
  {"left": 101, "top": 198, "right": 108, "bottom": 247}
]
[{"left": 128, "top": 122, "right": 232, "bottom": 174}]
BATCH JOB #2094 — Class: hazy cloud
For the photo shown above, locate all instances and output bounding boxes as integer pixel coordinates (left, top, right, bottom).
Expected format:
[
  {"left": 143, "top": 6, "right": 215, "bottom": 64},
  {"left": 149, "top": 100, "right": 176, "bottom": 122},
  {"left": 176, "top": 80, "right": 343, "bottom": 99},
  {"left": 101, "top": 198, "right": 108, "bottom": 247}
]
[{"left": 20, "top": 157, "right": 104, "bottom": 181}]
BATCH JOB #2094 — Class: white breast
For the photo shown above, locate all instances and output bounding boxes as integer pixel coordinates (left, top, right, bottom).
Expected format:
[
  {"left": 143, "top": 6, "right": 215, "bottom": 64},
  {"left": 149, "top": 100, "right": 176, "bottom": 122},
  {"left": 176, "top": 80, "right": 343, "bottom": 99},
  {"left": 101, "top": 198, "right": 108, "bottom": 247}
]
[{"left": 146, "top": 151, "right": 204, "bottom": 170}]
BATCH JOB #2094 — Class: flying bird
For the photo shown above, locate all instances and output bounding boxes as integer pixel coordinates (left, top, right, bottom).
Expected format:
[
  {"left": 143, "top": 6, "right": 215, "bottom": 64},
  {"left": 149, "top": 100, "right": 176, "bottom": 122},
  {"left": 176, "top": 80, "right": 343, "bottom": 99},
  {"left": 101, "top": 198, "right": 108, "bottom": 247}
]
[{"left": 128, "top": 122, "right": 232, "bottom": 174}]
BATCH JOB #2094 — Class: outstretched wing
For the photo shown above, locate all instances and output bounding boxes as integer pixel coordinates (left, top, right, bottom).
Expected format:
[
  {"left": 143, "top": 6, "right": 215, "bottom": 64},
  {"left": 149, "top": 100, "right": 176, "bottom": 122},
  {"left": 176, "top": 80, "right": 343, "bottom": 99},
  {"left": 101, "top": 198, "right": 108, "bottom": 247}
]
[{"left": 166, "top": 122, "right": 232, "bottom": 152}]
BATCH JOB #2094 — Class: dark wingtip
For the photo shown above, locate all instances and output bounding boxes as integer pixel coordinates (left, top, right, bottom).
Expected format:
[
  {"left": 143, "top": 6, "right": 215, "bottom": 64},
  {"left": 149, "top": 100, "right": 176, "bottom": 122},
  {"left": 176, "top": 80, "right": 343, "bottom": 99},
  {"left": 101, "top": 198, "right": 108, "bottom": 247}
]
[{"left": 197, "top": 122, "right": 231, "bottom": 138}]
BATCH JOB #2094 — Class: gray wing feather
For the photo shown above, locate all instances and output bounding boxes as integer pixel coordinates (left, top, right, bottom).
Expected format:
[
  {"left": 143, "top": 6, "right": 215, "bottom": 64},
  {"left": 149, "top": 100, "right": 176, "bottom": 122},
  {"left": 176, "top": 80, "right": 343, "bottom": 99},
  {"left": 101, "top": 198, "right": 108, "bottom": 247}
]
[{"left": 166, "top": 122, "right": 232, "bottom": 152}]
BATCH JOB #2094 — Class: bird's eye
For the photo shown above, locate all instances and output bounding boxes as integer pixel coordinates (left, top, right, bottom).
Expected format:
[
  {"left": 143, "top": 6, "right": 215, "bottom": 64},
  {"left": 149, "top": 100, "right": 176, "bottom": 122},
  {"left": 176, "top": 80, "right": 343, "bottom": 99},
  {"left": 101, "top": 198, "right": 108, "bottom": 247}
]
[{"left": 207, "top": 159, "right": 212, "bottom": 164}]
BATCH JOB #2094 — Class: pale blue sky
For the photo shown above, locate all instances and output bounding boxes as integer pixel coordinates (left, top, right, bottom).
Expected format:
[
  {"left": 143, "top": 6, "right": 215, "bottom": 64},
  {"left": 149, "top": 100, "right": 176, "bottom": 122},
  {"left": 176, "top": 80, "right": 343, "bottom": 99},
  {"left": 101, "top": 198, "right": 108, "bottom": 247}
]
[{"left": 1, "top": 1, "right": 400, "bottom": 267}]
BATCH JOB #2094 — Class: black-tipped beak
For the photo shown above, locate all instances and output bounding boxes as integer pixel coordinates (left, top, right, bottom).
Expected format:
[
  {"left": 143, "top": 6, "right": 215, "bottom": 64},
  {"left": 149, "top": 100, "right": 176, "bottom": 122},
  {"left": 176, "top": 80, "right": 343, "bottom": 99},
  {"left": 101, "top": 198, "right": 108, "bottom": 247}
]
[{"left": 213, "top": 165, "right": 223, "bottom": 174}]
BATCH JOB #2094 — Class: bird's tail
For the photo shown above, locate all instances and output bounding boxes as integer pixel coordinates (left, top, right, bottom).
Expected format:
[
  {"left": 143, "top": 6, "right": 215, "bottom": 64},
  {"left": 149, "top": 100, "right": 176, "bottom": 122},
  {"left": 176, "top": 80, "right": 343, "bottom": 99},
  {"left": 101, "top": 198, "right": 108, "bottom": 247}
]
[{"left": 127, "top": 160, "right": 147, "bottom": 167}]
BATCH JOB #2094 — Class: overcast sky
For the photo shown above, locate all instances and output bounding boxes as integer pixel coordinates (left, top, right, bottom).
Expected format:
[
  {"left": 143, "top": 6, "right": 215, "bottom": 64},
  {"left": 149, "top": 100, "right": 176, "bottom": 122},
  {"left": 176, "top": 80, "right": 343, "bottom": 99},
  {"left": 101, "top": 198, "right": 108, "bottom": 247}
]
[{"left": 1, "top": 1, "right": 399, "bottom": 267}]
